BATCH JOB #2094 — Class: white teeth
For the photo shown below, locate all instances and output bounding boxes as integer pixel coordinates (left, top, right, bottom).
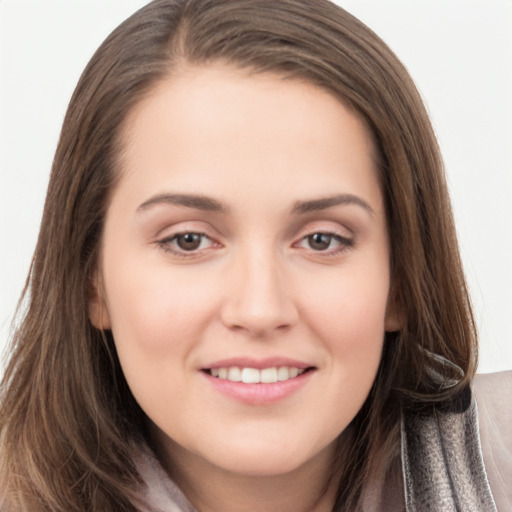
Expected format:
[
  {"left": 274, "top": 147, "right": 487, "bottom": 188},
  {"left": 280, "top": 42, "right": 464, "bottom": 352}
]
[
  {"left": 241, "top": 368, "right": 260, "bottom": 384},
  {"left": 260, "top": 367, "right": 278, "bottom": 383},
  {"left": 209, "top": 366, "right": 306, "bottom": 383},
  {"left": 277, "top": 367, "right": 290, "bottom": 381},
  {"left": 227, "top": 367, "right": 242, "bottom": 382}
]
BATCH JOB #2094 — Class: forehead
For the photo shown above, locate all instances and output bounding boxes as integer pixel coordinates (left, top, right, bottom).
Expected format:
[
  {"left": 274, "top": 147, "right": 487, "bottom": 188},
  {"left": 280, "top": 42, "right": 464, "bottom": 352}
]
[{"left": 113, "top": 63, "right": 383, "bottom": 215}]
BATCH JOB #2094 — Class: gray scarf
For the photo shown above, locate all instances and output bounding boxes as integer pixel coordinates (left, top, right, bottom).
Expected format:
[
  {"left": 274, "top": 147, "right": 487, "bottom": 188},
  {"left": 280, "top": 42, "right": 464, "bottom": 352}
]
[{"left": 402, "top": 387, "right": 497, "bottom": 511}]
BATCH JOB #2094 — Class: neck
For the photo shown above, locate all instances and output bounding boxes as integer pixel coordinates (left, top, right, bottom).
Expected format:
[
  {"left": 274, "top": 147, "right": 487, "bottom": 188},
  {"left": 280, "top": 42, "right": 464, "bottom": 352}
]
[{"left": 150, "top": 429, "right": 341, "bottom": 512}]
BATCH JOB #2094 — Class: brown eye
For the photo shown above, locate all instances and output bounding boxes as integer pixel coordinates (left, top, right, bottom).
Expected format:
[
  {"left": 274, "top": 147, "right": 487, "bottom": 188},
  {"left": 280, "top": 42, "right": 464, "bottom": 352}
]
[
  {"left": 296, "top": 231, "right": 354, "bottom": 254},
  {"left": 157, "top": 231, "right": 217, "bottom": 256},
  {"left": 176, "top": 233, "right": 203, "bottom": 251},
  {"left": 307, "top": 233, "right": 335, "bottom": 251}
]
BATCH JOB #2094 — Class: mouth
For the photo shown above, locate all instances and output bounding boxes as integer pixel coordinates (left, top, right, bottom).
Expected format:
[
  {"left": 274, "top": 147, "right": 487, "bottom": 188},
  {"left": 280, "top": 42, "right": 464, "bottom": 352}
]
[
  {"left": 200, "top": 358, "right": 316, "bottom": 404},
  {"left": 203, "top": 366, "right": 315, "bottom": 384}
]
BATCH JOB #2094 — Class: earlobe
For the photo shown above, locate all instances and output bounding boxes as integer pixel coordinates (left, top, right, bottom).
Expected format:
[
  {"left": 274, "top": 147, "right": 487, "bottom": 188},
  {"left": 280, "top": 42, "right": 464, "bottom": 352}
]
[
  {"left": 88, "top": 272, "right": 111, "bottom": 330},
  {"left": 384, "top": 308, "right": 402, "bottom": 333},
  {"left": 385, "top": 286, "right": 403, "bottom": 333}
]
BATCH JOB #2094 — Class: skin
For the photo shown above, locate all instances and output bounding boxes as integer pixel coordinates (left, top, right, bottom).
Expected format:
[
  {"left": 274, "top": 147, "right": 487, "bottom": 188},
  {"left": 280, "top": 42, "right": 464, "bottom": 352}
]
[{"left": 90, "top": 64, "right": 400, "bottom": 512}]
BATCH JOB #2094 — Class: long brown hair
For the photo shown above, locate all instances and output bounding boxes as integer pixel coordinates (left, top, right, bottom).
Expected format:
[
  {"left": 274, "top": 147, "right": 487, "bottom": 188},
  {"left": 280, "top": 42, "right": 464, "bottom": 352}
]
[{"left": 0, "top": 1, "right": 477, "bottom": 510}]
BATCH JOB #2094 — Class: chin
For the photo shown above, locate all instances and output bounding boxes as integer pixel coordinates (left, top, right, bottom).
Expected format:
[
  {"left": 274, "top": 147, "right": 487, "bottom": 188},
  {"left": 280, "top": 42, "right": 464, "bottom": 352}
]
[
  {"left": 195, "top": 429, "right": 337, "bottom": 478},
  {"left": 208, "top": 449, "right": 318, "bottom": 478}
]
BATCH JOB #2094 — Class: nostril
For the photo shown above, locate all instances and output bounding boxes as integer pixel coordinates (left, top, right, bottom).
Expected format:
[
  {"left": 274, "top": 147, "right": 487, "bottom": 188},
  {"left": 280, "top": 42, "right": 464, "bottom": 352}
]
[{"left": 219, "top": 271, "right": 299, "bottom": 336}]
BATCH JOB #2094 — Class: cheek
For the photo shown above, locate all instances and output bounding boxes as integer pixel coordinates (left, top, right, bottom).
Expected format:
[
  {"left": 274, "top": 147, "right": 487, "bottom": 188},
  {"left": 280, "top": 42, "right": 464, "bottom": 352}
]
[
  {"left": 102, "top": 253, "right": 220, "bottom": 360},
  {"left": 298, "top": 256, "right": 390, "bottom": 401},
  {"left": 302, "top": 262, "right": 390, "bottom": 346},
  {"left": 101, "top": 258, "right": 223, "bottom": 420}
]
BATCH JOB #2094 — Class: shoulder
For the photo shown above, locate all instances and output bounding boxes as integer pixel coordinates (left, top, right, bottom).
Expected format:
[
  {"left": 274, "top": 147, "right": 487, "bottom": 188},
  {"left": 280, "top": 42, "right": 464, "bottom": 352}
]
[{"left": 473, "top": 370, "right": 512, "bottom": 511}]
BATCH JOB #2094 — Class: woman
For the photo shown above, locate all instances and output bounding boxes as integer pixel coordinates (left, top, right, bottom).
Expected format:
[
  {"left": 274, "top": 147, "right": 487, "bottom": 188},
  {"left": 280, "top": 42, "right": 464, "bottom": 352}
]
[{"left": 0, "top": 1, "right": 510, "bottom": 511}]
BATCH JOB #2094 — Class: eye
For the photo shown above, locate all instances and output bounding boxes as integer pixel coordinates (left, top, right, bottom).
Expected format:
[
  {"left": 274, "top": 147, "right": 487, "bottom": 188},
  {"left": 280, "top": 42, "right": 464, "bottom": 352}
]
[
  {"left": 158, "top": 232, "right": 216, "bottom": 255},
  {"left": 297, "top": 232, "right": 353, "bottom": 253}
]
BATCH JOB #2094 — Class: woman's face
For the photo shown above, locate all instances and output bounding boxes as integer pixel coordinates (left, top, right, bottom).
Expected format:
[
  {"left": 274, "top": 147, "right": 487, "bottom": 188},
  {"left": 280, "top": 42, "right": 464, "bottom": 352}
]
[{"left": 91, "top": 64, "right": 399, "bottom": 477}]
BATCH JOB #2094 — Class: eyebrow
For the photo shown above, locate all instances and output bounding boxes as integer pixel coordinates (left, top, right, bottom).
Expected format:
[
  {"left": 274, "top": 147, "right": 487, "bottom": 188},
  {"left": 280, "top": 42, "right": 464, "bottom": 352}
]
[
  {"left": 137, "top": 193, "right": 227, "bottom": 213},
  {"left": 136, "top": 192, "right": 374, "bottom": 216},
  {"left": 291, "top": 194, "right": 375, "bottom": 216}
]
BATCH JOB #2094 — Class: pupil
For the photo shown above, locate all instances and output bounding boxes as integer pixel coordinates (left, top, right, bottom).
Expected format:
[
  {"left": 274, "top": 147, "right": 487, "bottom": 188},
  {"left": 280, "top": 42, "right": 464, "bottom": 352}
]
[
  {"left": 309, "top": 233, "right": 331, "bottom": 250},
  {"left": 178, "top": 233, "right": 201, "bottom": 250}
]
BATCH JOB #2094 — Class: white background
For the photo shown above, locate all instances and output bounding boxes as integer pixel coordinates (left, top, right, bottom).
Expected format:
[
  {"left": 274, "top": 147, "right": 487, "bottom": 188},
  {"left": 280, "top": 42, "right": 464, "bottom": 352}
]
[{"left": 1, "top": 0, "right": 511, "bottom": 374}]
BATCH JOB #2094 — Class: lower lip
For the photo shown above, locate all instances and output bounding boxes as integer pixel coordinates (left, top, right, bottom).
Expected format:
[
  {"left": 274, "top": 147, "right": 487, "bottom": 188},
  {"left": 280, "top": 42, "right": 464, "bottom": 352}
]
[{"left": 202, "top": 371, "right": 314, "bottom": 405}]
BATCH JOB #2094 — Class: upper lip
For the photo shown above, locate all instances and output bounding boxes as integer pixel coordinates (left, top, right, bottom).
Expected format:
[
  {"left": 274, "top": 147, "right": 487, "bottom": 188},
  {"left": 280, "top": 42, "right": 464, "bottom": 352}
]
[{"left": 202, "top": 357, "right": 314, "bottom": 370}]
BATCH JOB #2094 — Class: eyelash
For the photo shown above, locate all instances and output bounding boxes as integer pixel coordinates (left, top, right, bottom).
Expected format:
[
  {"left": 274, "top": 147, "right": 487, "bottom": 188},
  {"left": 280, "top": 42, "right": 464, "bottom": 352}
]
[
  {"left": 295, "top": 231, "right": 354, "bottom": 255},
  {"left": 156, "top": 230, "right": 354, "bottom": 258},
  {"left": 157, "top": 232, "right": 217, "bottom": 257}
]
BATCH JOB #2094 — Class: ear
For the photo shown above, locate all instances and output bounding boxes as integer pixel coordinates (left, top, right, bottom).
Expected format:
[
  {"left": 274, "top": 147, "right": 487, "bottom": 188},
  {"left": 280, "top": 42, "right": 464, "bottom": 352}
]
[
  {"left": 384, "top": 283, "right": 403, "bottom": 333},
  {"left": 88, "top": 271, "right": 111, "bottom": 330}
]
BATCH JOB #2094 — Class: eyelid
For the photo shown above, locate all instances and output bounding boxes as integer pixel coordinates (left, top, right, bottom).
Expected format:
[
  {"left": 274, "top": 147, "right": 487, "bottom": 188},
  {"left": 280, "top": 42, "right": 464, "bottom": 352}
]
[
  {"left": 153, "top": 221, "right": 355, "bottom": 258},
  {"left": 291, "top": 223, "right": 355, "bottom": 256},
  {"left": 297, "top": 231, "right": 352, "bottom": 248},
  {"left": 155, "top": 226, "right": 222, "bottom": 258}
]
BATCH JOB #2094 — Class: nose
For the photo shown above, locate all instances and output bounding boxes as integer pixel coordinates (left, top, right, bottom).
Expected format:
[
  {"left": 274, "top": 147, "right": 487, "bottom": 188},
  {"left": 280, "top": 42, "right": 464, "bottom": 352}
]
[{"left": 220, "top": 246, "right": 299, "bottom": 337}]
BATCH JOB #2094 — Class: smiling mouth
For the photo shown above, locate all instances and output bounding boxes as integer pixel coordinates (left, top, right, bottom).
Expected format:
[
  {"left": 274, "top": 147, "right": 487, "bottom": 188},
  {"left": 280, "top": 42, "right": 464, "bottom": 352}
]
[{"left": 204, "top": 366, "right": 314, "bottom": 384}]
